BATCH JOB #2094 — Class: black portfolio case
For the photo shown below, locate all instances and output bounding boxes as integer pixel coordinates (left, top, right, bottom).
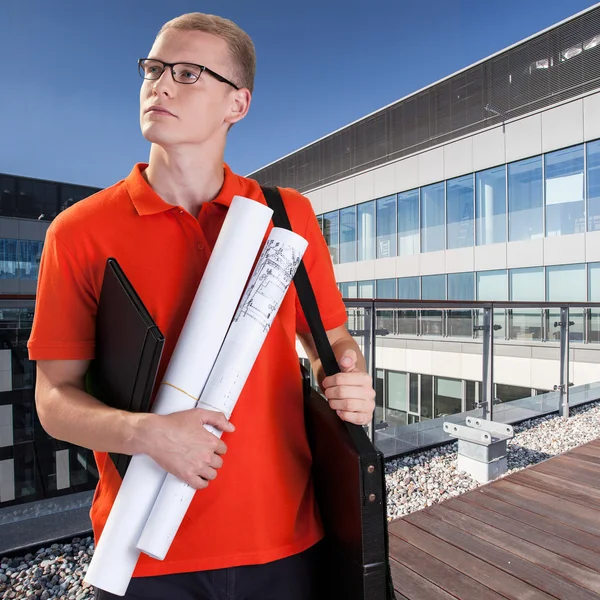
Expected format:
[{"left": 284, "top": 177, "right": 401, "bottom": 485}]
[
  {"left": 262, "top": 186, "right": 395, "bottom": 600},
  {"left": 86, "top": 258, "right": 165, "bottom": 478}
]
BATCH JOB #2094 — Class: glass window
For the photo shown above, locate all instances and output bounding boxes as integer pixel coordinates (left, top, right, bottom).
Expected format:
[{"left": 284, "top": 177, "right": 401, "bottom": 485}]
[
  {"left": 376, "top": 279, "right": 396, "bottom": 299},
  {"left": 376, "top": 195, "right": 397, "bottom": 258},
  {"left": 398, "top": 189, "right": 419, "bottom": 256},
  {"left": 357, "top": 201, "right": 375, "bottom": 261},
  {"left": 476, "top": 166, "right": 506, "bottom": 245},
  {"left": 496, "top": 384, "right": 532, "bottom": 403},
  {"left": 477, "top": 270, "right": 507, "bottom": 300},
  {"left": 0, "top": 176, "right": 17, "bottom": 218},
  {"left": 508, "top": 156, "right": 543, "bottom": 242},
  {"left": 545, "top": 145, "right": 585, "bottom": 236},
  {"left": 387, "top": 371, "right": 408, "bottom": 412},
  {"left": 435, "top": 377, "right": 462, "bottom": 417},
  {"left": 510, "top": 267, "right": 544, "bottom": 301},
  {"left": 421, "top": 275, "right": 446, "bottom": 300},
  {"left": 339, "top": 206, "right": 356, "bottom": 264},
  {"left": 446, "top": 175, "right": 474, "bottom": 249},
  {"left": 322, "top": 211, "right": 339, "bottom": 265},
  {"left": 358, "top": 280, "right": 375, "bottom": 298},
  {"left": 546, "top": 264, "right": 586, "bottom": 301},
  {"left": 420, "top": 183, "right": 445, "bottom": 252},
  {"left": 18, "top": 240, "right": 44, "bottom": 280},
  {"left": 465, "top": 380, "right": 481, "bottom": 412},
  {"left": 397, "top": 277, "right": 420, "bottom": 299},
  {"left": 339, "top": 281, "right": 357, "bottom": 298},
  {"left": 59, "top": 184, "right": 97, "bottom": 212},
  {"left": 409, "top": 373, "right": 419, "bottom": 413},
  {"left": 16, "top": 178, "right": 59, "bottom": 221},
  {"left": 420, "top": 374, "right": 433, "bottom": 420},
  {"left": 448, "top": 272, "right": 474, "bottom": 300},
  {"left": 587, "top": 140, "right": 600, "bottom": 232},
  {"left": 509, "top": 267, "right": 544, "bottom": 341},
  {"left": 316, "top": 215, "right": 323, "bottom": 234},
  {"left": 0, "top": 239, "right": 18, "bottom": 279},
  {"left": 589, "top": 263, "right": 600, "bottom": 301}
]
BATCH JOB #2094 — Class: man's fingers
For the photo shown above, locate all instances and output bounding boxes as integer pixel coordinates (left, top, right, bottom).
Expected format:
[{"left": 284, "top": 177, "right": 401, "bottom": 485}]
[
  {"left": 200, "top": 409, "right": 235, "bottom": 433},
  {"left": 325, "top": 384, "right": 375, "bottom": 401},
  {"left": 335, "top": 410, "right": 371, "bottom": 426},
  {"left": 328, "top": 397, "right": 368, "bottom": 413}
]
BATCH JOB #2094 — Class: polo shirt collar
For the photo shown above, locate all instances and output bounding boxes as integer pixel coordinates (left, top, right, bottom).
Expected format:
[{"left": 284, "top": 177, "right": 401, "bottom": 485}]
[{"left": 126, "top": 162, "right": 239, "bottom": 216}]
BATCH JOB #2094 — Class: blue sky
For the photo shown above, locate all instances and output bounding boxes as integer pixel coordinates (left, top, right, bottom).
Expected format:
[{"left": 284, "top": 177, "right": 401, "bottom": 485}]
[{"left": 0, "top": 0, "right": 596, "bottom": 188}]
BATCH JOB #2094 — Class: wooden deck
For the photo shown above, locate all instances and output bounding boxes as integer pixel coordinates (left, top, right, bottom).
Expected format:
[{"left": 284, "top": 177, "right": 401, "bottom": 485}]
[{"left": 388, "top": 438, "right": 600, "bottom": 600}]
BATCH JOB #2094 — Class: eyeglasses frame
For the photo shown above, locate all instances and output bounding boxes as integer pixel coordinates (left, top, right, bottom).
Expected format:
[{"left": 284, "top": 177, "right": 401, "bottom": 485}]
[{"left": 138, "top": 58, "right": 239, "bottom": 90}]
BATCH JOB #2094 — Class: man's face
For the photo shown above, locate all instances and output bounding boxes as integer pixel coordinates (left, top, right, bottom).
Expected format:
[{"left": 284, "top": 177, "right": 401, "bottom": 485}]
[{"left": 139, "top": 29, "right": 242, "bottom": 148}]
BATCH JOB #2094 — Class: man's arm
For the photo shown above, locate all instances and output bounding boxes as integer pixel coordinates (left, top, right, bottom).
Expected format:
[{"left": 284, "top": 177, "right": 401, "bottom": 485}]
[
  {"left": 35, "top": 360, "right": 235, "bottom": 489},
  {"left": 297, "top": 325, "right": 375, "bottom": 426}
]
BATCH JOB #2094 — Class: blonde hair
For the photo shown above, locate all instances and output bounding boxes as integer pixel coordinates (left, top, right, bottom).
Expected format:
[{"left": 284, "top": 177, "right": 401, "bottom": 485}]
[{"left": 158, "top": 13, "right": 256, "bottom": 93}]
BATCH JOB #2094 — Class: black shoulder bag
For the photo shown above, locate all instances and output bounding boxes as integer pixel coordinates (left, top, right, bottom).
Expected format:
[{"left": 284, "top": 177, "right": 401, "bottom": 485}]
[{"left": 261, "top": 186, "right": 396, "bottom": 600}]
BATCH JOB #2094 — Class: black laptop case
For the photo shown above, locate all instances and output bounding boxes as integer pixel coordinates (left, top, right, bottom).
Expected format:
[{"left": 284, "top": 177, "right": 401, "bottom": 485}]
[{"left": 86, "top": 258, "right": 165, "bottom": 478}]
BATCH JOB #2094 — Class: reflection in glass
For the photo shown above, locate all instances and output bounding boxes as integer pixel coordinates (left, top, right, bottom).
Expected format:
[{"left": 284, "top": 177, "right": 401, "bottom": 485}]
[
  {"left": 447, "top": 272, "right": 474, "bottom": 337},
  {"left": 588, "top": 140, "right": 600, "bottom": 232},
  {"left": 0, "top": 240, "right": 18, "bottom": 279},
  {"left": 421, "top": 275, "right": 445, "bottom": 336},
  {"left": 545, "top": 145, "right": 585, "bottom": 236},
  {"left": 477, "top": 269, "right": 507, "bottom": 339},
  {"left": 421, "top": 183, "right": 445, "bottom": 252},
  {"left": 589, "top": 262, "right": 600, "bottom": 342},
  {"left": 546, "top": 264, "right": 586, "bottom": 342},
  {"left": 409, "top": 373, "right": 419, "bottom": 413},
  {"left": 339, "top": 206, "right": 356, "bottom": 264},
  {"left": 339, "top": 281, "right": 358, "bottom": 298},
  {"left": 397, "top": 277, "right": 420, "bottom": 335},
  {"left": 358, "top": 280, "right": 375, "bottom": 299},
  {"left": 508, "top": 156, "right": 543, "bottom": 241},
  {"left": 357, "top": 201, "right": 375, "bottom": 261},
  {"left": 398, "top": 189, "right": 419, "bottom": 255},
  {"left": 509, "top": 267, "right": 544, "bottom": 340},
  {"left": 376, "top": 195, "right": 397, "bottom": 258},
  {"left": 421, "top": 375, "right": 433, "bottom": 420},
  {"left": 322, "top": 211, "right": 339, "bottom": 264},
  {"left": 446, "top": 175, "right": 474, "bottom": 249},
  {"left": 18, "top": 240, "right": 44, "bottom": 280},
  {"left": 476, "top": 166, "right": 506, "bottom": 245},
  {"left": 435, "top": 377, "right": 462, "bottom": 417},
  {"left": 376, "top": 279, "right": 396, "bottom": 335},
  {"left": 496, "top": 384, "right": 532, "bottom": 404},
  {"left": 316, "top": 215, "right": 323, "bottom": 234}
]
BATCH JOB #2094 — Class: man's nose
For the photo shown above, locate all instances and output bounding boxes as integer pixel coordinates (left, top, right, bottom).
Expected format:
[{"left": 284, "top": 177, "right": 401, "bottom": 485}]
[{"left": 152, "top": 67, "right": 175, "bottom": 96}]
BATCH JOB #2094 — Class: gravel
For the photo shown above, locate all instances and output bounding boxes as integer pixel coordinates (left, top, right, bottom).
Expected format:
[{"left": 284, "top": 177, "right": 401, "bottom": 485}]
[
  {"left": 2, "top": 400, "right": 599, "bottom": 598},
  {"left": 0, "top": 537, "right": 94, "bottom": 599},
  {"left": 385, "top": 399, "right": 600, "bottom": 520}
]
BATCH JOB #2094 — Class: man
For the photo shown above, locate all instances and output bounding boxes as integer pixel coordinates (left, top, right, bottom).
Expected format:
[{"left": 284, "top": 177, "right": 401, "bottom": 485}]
[{"left": 29, "top": 12, "right": 375, "bottom": 600}]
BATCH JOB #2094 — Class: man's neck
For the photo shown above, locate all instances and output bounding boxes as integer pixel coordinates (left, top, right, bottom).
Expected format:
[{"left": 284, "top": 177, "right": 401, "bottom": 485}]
[{"left": 144, "top": 144, "right": 225, "bottom": 218}]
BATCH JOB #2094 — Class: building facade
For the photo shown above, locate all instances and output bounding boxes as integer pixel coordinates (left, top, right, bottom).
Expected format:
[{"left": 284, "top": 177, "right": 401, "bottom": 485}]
[
  {"left": 251, "top": 5, "right": 600, "bottom": 427},
  {"left": 0, "top": 173, "right": 101, "bottom": 507}
]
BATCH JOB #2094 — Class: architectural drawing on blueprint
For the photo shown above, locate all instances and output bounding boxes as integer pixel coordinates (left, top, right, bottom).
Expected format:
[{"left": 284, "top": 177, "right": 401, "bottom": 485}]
[{"left": 236, "top": 239, "right": 303, "bottom": 332}]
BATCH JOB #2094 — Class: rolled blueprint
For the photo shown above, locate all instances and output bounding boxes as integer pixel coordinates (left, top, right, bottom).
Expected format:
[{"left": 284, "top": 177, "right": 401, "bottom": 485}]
[
  {"left": 84, "top": 196, "right": 273, "bottom": 596},
  {"left": 136, "top": 227, "right": 308, "bottom": 561}
]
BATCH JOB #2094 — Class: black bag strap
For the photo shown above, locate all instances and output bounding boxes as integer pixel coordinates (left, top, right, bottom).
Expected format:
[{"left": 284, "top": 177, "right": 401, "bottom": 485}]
[
  {"left": 261, "top": 185, "right": 396, "bottom": 600},
  {"left": 260, "top": 186, "right": 340, "bottom": 378}
]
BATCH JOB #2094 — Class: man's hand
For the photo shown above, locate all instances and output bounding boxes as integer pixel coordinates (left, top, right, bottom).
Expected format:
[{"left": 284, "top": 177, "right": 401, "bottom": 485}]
[
  {"left": 137, "top": 408, "right": 235, "bottom": 490},
  {"left": 321, "top": 349, "right": 376, "bottom": 426}
]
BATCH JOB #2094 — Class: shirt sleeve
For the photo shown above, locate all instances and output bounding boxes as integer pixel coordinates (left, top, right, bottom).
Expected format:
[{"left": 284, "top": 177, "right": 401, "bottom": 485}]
[
  {"left": 27, "top": 223, "right": 97, "bottom": 360},
  {"left": 283, "top": 189, "right": 348, "bottom": 335}
]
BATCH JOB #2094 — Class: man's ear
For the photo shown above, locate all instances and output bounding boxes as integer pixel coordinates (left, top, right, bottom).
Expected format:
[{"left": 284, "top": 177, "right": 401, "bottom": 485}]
[{"left": 225, "top": 88, "right": 252, "bottom": 126}]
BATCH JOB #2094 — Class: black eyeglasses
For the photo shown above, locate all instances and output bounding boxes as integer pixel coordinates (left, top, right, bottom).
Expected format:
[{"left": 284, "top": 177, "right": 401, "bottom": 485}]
[{"left": 138, "top": 58, "right": 239, "bottom": 90}]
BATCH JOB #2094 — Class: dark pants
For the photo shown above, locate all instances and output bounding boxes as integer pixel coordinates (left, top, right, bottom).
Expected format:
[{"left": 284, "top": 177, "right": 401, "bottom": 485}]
[{"left": 93, "top": 542, "right": 322, "bottom": 600}]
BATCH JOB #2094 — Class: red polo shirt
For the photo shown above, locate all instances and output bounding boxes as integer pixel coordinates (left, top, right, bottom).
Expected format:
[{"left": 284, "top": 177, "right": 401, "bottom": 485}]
[{"left": 28, "top": 163, "right": 347, "bottom": 576}]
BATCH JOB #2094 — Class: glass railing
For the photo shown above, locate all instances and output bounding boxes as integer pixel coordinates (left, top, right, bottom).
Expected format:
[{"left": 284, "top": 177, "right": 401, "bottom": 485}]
[{"left": 341, "top": 299, "right": 600, "bottom": 458}]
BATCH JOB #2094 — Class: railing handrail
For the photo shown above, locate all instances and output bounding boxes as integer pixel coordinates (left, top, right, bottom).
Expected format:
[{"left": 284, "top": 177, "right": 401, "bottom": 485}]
[{"left": 343, "top": 299, "right": 600, "bottom": 310}]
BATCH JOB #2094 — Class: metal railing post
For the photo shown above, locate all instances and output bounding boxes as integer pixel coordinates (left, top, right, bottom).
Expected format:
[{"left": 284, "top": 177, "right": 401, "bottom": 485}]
[
  {"left": 482, "top": 307, "right": 494, "bottom": 421},
  {"left": 365, "top": 303, "right": 376, "bottom": 442},
  {"left": 555, "top": 306, "right": 571, "bottom": 418}
]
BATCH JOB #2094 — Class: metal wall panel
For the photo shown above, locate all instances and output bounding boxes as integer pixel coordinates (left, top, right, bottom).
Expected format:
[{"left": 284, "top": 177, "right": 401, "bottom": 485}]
[{"left": 250, "top": 7, "right": 600, "bottom": 193}]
